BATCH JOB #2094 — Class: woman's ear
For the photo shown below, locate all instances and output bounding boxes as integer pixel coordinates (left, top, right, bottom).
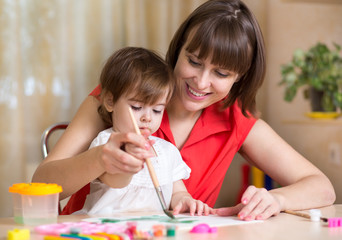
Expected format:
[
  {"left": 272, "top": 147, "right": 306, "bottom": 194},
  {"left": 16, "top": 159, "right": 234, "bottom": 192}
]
[
  {"left": 103, "top": 92, "right": 114, "bottom": 112},
  {"left": 235, "top": 74, "right": 241, "bottom": 83}
]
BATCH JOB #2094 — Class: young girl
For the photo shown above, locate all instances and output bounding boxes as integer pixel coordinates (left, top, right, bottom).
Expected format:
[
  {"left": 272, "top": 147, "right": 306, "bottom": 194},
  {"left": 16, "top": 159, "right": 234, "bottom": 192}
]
[{"left": 75, "top": 47, "right": 213, "bottom": 216}]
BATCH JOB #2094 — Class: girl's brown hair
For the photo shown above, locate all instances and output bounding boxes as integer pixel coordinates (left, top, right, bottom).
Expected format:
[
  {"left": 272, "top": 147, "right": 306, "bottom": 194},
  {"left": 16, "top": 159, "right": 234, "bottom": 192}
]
[
  {"left": 166, "top": 0, "right": 266, "bottom": 117},
  {"left": 98, "top": 47, "right": 173, "bottom": 126}
]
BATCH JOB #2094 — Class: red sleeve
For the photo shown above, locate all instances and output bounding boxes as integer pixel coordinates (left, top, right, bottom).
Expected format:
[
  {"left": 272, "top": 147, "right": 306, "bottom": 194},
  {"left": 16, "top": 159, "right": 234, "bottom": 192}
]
[
  {"left": 60, "top": 184, "right": 90, "bottom": 215},
  {"left": 61, "top": 85, "right": 101, "bottom": 215},
  {"left": 89, "top": 84, "right": 102, "bottom": 100}
]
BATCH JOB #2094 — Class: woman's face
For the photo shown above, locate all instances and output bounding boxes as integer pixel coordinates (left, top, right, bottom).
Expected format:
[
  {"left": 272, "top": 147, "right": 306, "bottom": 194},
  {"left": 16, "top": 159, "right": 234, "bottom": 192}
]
[{"left": 173, "top": 45, "right": 239, "bottom": 113}]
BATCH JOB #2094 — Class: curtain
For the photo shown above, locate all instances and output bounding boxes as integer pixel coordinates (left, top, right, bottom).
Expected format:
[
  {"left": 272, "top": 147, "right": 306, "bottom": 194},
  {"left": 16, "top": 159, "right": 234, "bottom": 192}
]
[{"left": 0, "top": 0, "right": 206, "bottom": 217}]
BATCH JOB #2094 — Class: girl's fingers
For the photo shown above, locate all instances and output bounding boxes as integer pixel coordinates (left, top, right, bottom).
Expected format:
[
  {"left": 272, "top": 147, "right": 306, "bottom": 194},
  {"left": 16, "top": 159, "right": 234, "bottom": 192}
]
[
  {"left": 210, "top": 207, "right": 217, "bottom": 215},
  {"left": 189, "top": 201, "right": 197, "bottom": 216},
  {"left": 203, "top": 204, "right": 212, "bottom": 216},
  {"left": 172, "top": 203, "right": 182, "bottom": 215},
  {"left": 196, "top": 201, "right": 204, "bottom": 216}
]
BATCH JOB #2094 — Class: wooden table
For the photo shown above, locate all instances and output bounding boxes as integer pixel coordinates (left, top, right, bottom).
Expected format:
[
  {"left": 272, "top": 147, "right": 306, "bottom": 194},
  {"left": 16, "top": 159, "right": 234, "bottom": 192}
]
[{"left": 1, "top": 205, "right": 342, "bottom": 239}]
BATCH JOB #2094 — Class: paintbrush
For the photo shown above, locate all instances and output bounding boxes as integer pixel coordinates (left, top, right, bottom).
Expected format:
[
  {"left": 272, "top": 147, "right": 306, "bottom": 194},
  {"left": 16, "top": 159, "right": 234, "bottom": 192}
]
[
  {"left": 284, "top": 209, "right": 342, "bottom": 227},
  {"left": 284, "top": 209, "right": 327, "bottom": 222},
  {"left": 128, "top": 107, "right": 175, "bottom": 219}
]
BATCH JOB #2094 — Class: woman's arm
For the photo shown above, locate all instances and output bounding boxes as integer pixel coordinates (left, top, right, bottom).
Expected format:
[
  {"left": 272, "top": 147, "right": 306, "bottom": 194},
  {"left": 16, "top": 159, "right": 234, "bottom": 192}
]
[
  {"left": 32, "top": 96, "right": 148, "bottom": 199},
  {"left": 217, "top": 119, "right": 335, "bottom": 220}
]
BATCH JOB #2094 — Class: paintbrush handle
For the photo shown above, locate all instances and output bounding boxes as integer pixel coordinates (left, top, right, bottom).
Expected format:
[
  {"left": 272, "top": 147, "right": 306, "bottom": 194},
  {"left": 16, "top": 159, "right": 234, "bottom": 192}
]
[
  {"left": 128, "top": 107, "right": 160, "bottom": 188},
  {"left": 284, "top": 210, "right": 328, "bottom": 222},
  {"left": 145, "top": 158, "right": 160, "bottom": 187},
  {"left": 284, "top": 210, "right": 310, "bottom": 219}
]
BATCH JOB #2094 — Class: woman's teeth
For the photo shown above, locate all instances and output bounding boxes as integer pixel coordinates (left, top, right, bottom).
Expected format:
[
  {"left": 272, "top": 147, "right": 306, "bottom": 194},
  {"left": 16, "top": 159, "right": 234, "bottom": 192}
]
[{"left": 188, "top": 86, "right": 206, "bottom": 97}]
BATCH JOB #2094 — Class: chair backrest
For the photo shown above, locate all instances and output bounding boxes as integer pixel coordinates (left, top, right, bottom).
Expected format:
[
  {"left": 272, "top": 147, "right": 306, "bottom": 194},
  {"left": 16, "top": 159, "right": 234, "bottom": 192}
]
[
  {"left": 40, "top": 122, "right": 69, "bottom": 214},
  {"left": 41, "top": 122, "right": 69, "bottom": 158}
]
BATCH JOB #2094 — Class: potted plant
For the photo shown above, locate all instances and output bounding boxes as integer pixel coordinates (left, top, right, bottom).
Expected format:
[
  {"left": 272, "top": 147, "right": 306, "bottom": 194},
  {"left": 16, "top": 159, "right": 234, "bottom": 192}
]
[{"left": 279, "top": 42, "right": 342, "bottom": 115}]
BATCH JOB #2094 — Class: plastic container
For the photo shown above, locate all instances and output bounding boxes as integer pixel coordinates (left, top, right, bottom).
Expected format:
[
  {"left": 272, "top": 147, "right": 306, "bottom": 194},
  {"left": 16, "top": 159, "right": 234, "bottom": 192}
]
[{"left": 9, "top": 183, "right": 62, "bottom": 225}]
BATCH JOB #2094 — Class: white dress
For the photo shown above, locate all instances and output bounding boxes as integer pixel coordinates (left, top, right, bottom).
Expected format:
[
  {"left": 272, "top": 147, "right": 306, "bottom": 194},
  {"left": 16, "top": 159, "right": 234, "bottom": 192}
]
[{"left": 74, "top": 128, "right": 191, "bottom": 215}]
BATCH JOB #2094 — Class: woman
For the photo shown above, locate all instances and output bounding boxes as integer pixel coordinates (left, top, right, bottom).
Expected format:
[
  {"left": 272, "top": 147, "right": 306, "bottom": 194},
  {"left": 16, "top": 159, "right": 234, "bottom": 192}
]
[{"left": 33, "top": 0, "right": 335, "bottom": 220}]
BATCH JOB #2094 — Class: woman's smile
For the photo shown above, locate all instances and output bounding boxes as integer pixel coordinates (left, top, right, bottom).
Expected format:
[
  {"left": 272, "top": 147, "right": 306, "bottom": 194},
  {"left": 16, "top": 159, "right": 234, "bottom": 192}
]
[{"left": 186, "top": 83, "right": 209, "bottom": 99}]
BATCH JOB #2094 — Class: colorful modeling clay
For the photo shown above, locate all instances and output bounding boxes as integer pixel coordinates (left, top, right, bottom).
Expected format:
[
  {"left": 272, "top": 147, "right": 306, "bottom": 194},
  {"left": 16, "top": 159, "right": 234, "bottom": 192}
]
[
  {"left": 7, "top": 228, "right": 30, "bottom": 240},
  {"left": 152, "top": 224, "right": 164, "bottom": 237},
  {"left": 166, "top": 225, "right": 176, "bottom": 237},
  {"left": 190, "top": 223, "right": 217, "bottom": 234},
  {"left": 35, "top": 222, "right": 126, "bottom": 235}
]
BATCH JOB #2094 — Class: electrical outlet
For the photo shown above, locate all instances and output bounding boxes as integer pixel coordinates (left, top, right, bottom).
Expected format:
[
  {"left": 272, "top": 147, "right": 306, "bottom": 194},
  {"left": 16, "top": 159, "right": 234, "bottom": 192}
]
[{"left": 329, "top": 142, "right": 341, "bottom": 165}]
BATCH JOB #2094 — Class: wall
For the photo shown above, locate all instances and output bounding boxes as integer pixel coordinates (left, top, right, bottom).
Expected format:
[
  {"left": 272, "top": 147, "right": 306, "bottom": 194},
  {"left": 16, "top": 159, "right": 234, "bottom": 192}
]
[{"left": 265, "top": 0, "right": 342, "bottom": 204}]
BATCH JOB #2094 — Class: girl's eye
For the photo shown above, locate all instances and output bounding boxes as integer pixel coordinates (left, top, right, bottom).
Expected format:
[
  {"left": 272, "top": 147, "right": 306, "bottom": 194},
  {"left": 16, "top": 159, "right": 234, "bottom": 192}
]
[
  {"left": 153, "top": 109, "right": 163, "bottom": 114},
  {"left": 131, "top": 105, "right": 141, "bottom": 111}
]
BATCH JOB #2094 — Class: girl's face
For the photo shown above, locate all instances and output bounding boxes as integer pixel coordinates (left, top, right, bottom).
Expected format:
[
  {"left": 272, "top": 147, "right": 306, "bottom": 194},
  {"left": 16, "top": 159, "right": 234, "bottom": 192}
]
[
  {"left": 106, "top": 91, "right": 168, "bottom": 134},
  {"left": 173, "top": 46, "right": 239, "bottom": 113}
]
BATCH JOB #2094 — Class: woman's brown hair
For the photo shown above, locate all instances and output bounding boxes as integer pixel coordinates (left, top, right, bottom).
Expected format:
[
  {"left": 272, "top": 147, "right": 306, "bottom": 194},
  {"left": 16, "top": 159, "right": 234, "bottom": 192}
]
[{"left": 166, "top": 0, "right": 266, "bottom": 117}]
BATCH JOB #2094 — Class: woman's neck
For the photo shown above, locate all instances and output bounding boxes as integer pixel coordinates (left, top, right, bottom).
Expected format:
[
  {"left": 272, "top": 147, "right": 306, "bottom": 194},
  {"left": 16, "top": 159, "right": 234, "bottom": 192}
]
[
  {"left": 166, "top": 96, "right": 203, "bottom": 149},
  {"left": 167, "top": 95, "right": 202, "bottom": 121}
]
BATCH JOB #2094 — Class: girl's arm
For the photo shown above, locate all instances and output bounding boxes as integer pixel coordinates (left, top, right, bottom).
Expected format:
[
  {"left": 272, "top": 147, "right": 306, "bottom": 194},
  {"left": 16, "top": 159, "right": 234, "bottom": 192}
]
[
  {"left": 99, "top": 173, "right": 134, "bottom": 188},
  {"left": 217, "top": 119, "right": 335, "bottom": 220},
  {"left": 32, "top": 96, "right": 149, "bottom": 199},
  {"left": 171, "top": 180, "right": 215, "bottom": 216}
]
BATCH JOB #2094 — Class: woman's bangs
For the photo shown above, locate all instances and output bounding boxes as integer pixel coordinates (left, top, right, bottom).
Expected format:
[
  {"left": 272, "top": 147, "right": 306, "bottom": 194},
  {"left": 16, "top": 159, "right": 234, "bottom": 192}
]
[{"left": 187, "top": 22, "right": 252, "bottom": 75}]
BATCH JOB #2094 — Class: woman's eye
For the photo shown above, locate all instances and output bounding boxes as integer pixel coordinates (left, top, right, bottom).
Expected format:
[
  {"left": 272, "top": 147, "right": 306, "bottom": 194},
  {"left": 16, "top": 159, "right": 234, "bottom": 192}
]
[
  {"left": 131, "top": 106, "right": 141, "bottom": 111},
  {"left": 188, "top": 57, "right": 201, "bottom": 66},
  {"left": 215, "top": 70, "right": 229, "bottom": 78}
]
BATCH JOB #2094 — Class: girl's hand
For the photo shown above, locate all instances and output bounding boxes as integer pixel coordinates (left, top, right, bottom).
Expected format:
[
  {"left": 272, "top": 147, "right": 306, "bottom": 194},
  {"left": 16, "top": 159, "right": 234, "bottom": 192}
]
[
  {"left": 100, "top": 129, "right": 153, "bottom": 175},
  {"left": 172, "top": 196, "right": 216, "bottom": 216},
  {"left": 216, "top": 185, "right": 282, "bottom": 220}
]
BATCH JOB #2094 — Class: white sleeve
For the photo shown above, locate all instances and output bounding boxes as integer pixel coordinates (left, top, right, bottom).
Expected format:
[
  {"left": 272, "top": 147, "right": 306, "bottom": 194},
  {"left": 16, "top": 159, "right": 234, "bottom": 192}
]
[
  {"left": 169, "top": 144, "right": 191, "bottom": 182},
  {"left": 89, "top": 128, "right": 112, "bottom": 149}
]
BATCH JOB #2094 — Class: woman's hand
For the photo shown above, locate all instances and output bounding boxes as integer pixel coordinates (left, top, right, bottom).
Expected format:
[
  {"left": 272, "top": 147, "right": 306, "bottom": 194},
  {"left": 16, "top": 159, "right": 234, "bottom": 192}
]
[
  {"left": 216, "top": 185, "right": 282, "bottom": 221},
  {"left": 100, "top": 129, "right": 154, "bottom": 175},
  {"left": 172, "top": 195, "right": 216, "bottom": 216}
]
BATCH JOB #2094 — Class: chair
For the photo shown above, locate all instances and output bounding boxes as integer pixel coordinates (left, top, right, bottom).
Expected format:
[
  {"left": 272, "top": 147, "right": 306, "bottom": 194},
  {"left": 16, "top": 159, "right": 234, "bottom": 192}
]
[
  {"left": 41, "top": 122, "right": 69, "bottom": 158},
  {"left": 40, "top": 122, "right": 69, "bottom": 213}
]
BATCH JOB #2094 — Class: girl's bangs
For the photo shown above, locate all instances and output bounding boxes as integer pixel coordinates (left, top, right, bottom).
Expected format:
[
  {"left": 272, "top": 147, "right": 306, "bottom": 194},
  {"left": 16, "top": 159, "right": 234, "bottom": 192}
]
[
  {"left": 129, "top": 77, "right": 172, "bottom": 105},
  {"left": 186, "top": 21, "right": 252, "bottom": 75}
]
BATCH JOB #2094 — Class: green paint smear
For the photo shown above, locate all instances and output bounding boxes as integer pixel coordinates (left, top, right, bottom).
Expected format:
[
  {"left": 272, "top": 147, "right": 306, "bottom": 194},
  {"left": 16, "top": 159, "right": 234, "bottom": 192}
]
[{"left": 101, "top": 215, "right": 197, "bottom": 224}]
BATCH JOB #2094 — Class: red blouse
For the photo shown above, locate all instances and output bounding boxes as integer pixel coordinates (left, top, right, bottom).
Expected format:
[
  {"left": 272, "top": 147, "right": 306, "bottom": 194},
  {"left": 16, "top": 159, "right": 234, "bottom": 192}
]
[{"left": 61, "top": 85, "right": 256, "bottom": 214}]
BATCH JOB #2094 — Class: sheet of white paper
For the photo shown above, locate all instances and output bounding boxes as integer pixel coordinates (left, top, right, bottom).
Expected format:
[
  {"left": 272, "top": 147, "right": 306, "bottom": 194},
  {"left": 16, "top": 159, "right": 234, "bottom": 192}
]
[{"left": 83, "top": 213, "right": 262, "bottom": 231}]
